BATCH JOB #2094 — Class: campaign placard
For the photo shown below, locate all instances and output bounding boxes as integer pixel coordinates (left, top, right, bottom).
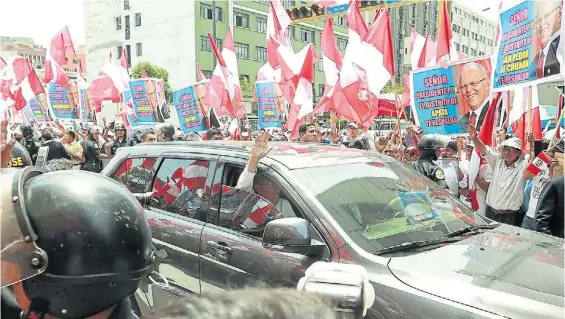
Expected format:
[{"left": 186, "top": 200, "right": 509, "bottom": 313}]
[
  {"left": 492, "top": 0, "right": 564, "bottom": 91},
  {"left": 129, "top": 79, "right": 159, "bottom": 123},
  {"left": 172, "top": 85, "right": 206, "bottom": 134},
  {"left": 48, "top": 83, "right": 79, "bottom": 120},
  {"left": 410, "top": 57, "right": 492, "bottom": 135},
  {"left": 255, "top": 81, "right": 281, "bottom": 129}
]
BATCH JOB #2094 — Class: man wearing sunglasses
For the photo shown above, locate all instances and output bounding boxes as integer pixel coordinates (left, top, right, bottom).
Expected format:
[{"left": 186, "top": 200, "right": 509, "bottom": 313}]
[{"left": 457, "top": 62, "right": 490, "bottom": 133}]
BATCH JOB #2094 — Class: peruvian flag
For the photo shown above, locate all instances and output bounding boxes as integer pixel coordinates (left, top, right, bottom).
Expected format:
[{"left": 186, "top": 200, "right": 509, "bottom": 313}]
[
  {"left": 171, "top": 160, "right": 209, "bottom": 190},
  {"left": 358, "top": 9, "right": 395, "bottom": 98},
  {"left": 509, "top": 86, "right": 543, "bottom": 150},
  {"left": 526, "top": 151, "right": 552, "bottom": 176},
  {"left": 119, "top": 46, "right": 130, "bottom": 86},
  {"left": 312, "top": 15, "right": 343, "bottom": 115},
  {"left": 205, "top": 28, "right": 245, "bottom": 119},
  {"left": 49, "top": 26, "right": 76, "bottom": 68},
  {"left": 468, "top": 92, "right": 505, "bottom": 210},
  {"left": 410, "top": 30, "right": 437, "bottom": 69},
  {"left": 241, "top": 200, "right": 275, "bottom": 230},
  {"left": 0, "top": 58, "right": 14, "bottom": 102},
  {"left": 196, "top": 62, "right": 208, "bottom": 82},
  {"left": 42, "top": 59, "right": 69, "bottom": 86},
  {"left": 436, "top": 0, "right": 459, "bottom": 67},
  {"left": 11, "top": 58, "right": 45, "bottom": 111},
  {"left": 87, "top": 62, "right": 126, "bottom": 112}
]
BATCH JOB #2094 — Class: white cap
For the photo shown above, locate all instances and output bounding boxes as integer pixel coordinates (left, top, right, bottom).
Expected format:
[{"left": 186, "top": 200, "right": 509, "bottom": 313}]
[
  {"left": 499, "top": 137, "right": 522, "bottom": 151},
  {"left": 348, "top": 122, "right": 358, "bottom": 129}
]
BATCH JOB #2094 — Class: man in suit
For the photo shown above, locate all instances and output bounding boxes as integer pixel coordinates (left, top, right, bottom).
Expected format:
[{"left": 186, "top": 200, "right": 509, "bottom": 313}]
[
  {"left": 458, "top": 62, "right": 490, "bottom": 132},
  {"left": 532, "top": 1, "right": 562, "bottom": 79}
]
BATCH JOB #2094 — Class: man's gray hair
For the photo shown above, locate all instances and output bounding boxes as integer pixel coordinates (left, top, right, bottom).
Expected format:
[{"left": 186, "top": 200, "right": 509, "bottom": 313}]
[
  {"left": 45, "top": 158, "right": 74, "bottom": 172},
  {"left": 458, "top": 62, "right": 489, "bottom": 85},
  {"left": 144, "top": 288, "right": 341, "bottom": 319}
]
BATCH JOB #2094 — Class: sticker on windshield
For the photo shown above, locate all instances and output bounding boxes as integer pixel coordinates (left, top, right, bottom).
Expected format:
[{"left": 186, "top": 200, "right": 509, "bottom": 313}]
[{"left": 398, "top": 192, "right": 439, "bottom": 224}]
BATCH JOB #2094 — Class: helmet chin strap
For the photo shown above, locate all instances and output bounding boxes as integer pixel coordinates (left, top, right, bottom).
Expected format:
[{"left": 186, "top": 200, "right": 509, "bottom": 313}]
[{"left": 23, "top": 299, "right": 49, "bottom": 319}]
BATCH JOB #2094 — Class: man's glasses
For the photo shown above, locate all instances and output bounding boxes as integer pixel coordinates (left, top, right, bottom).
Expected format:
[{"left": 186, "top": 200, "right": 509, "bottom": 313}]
[
  {"left": 459, "top": 78, "right": 487, "bottom": 91},
  {"left": 536, "top": 6, "right": 560, "bottom": 25}
]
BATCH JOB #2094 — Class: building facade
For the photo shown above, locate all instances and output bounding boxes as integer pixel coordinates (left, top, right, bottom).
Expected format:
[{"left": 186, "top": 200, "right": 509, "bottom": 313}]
[{"left": 83, "top": 0, "right": 496, "bottom": 113}]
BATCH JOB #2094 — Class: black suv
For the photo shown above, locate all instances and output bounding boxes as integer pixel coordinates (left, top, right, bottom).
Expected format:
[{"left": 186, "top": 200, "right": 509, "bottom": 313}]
[{"left": 102, "top": 141, "right": 564, "bottom": 319}]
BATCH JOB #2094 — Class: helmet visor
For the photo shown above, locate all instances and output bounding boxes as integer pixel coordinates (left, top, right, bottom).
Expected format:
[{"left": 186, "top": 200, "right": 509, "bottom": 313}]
[{"left": 1, "top": 168, "right": 47, "bottom": 288}]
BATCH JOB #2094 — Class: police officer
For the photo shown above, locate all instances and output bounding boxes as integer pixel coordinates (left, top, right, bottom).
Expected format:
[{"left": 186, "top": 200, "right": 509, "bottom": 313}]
[
  {"left": 128, "top": 128, "right": 144, "bottom": 146},
  {"left": 412, "top": 134, "right": 449, "bottom": 188},
  {"left": 80, "top": 126, "right": 109, "bottom": 173},
  {"left": 0, "top": 167, "right": 153, "bottom": 319},
  {"left": 20, "top": 125, "right": 40, "bottom": 164},
  {"left": 157, "top": 123, "right": 175, "bottom": 142},
  {"left": 6, "top": 139, "right": 33, "bottom": 168},
  {"left": 105, "top": 122, "right": 129, "bottom": 156}
]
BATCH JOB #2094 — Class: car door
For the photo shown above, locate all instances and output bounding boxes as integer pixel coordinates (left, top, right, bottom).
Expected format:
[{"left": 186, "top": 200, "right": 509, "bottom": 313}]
[
  {"left": 199, "top": 158, "right": 332, "bottom": 294},
  {"left": 135, "top": 154, "right": 219, "bottom": 310}
]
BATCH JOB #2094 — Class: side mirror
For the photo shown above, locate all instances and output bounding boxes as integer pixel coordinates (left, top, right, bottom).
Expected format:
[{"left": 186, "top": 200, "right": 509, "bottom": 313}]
[
  {"left": 262, "top": 217, "right": 324, "bottom": 256},
  {"left": 134, "top": 192, "right": 153, "bottom": 206}
]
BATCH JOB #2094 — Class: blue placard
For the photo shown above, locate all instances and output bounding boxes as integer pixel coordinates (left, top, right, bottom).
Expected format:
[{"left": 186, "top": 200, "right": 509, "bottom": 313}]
[
  {"left": 255, "top": 82, "right": 281, "bottom": 129},
  {"left": 411, "top": 57, "right": 493, "bottom": 135},
  {"left": 172, "top": 85, "right": 206, "bottom": 134},
  {"left": 47, "top": 83, "right": 78, "bottom": 120},
  {"left": 492, "top": 0, "right": 564, "bottom": 91},
  {"left": 327, "top": 4, "right": 348, "bottom": 14},
  {"left": 129, "top": 79, "right": 158, "bottom": 123}
]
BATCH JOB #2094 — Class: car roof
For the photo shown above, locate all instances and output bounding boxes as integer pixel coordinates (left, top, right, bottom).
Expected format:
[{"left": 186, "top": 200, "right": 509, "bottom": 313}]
[{"left": 128, "top": 141, "right": 395, "bottom": 169}]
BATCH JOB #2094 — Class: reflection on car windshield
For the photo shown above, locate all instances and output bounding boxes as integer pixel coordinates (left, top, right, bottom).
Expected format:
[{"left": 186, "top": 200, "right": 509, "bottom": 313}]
[{"left": 292, "top": 161, "right": 488, "bottom": 251}]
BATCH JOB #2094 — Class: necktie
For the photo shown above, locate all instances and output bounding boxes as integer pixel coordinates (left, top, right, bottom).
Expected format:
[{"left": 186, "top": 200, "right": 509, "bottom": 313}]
[
  {"left": 469, "top": 111, "right": 477, "bottom": 128},
  {"left": 537, "top": 51, "right": 545, "bottom": 78}
]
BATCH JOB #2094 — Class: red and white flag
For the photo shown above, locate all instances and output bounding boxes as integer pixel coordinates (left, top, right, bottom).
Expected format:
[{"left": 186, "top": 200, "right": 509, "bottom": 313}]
[
  {"left": 49, "top": 26, "right": 76, "bottom": 68},
  {"left": 526, "top": 151, "right": 552, "bottom": 176},
  {"left": 509, "top": 86, "right": 543, "bottom": 150},
  {"left": 42, "top": 59, "right": 69, "bottom": 86},
  {"left": 11, "top": 58, "right": 45, "bottom": 110},
  {"left": 119, "top": 46, "right": 130, "bottom": 86},
  {"left": 87, "top": 62, "right": 125, "bottom": 111},
  {"left": 171, "top": 160, "right": 209, "bottom": 190},
  {"left": 435, "top": 0, "right": 459, "bottom": 67},
  {"left": 196, "top": 62, "right": 208, "bottom": 82}
]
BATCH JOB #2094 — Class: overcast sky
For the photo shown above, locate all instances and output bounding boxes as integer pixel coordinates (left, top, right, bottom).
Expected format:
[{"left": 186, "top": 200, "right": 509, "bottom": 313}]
[{"left": 1, "top": 0, "right": 498, "bottom": 48}]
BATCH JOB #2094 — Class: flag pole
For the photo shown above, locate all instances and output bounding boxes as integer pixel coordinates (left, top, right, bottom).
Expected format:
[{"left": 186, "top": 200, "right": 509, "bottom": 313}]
[{"left": 527, "top": 85, "right": 533, "bottom": 153}]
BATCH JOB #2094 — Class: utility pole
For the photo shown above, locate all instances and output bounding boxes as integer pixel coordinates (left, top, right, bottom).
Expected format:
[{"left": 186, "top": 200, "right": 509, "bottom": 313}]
[{"left": 212, "top": 0, "right": 217, "bottom": 69}]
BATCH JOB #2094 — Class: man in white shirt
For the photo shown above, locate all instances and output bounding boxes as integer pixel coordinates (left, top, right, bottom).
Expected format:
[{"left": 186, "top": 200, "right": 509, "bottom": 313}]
[{"left": 532, "top": 1, "right": 562, "bottom": 78}]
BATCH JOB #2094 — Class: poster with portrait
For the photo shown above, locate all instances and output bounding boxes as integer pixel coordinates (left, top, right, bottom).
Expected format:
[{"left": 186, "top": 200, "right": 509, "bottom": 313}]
[
  {"left": 129, "top": 79, "right": 159, "bottom": 124},
  {"left": 122, "top": 88, "right": 141, "bottom": 128},
  {"left": 410, "top": 56, "right": 492, "bottom": 135},
  {"left": 28, "top": 95, "right": 50, "bottom": 122},
  {"left": 172, "top": 85, "right": 206, "bottom": 134},
  {"left": 155, "top": 79, "right": 170, "bottom": 122},
  {"left": 78, "top": 88, "right": 96, "bottom": 122},
  {"left": 255, "top": 81, "right": 282, "bottom": 128},
  {"left": 47, "top": 83, "right": 78, "bottom": 120},
  {"left": 492, "top": 0, "right": 564, "bottom": 91}
]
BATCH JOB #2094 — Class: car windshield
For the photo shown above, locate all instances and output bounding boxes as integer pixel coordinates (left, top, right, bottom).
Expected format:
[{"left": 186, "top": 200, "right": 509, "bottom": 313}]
[{"left": 292, "top": 161, "right": 490, "bottom": 252}]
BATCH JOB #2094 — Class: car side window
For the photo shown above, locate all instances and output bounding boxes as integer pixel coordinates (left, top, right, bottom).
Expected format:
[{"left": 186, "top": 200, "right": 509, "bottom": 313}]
[
  {"left": 150, "top": 158, "right": 210, "bottom": 221},
  {"left": 111, "top": 157, "right": 157, "bottom": 193}
]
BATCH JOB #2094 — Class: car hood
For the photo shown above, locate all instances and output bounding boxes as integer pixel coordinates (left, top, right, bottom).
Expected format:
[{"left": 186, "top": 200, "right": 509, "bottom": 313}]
[{"left": 388, "top": 224, "right": 564, "bottom": 319}]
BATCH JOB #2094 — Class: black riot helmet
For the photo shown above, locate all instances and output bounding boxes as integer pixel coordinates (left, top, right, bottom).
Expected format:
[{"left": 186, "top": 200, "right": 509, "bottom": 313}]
[
  {"left": 1, "top": 167, "right": 153, "bottom": 318},
  {"left": 417, "top": 134, "right": 449, "bottom": 161},
  {"left": 20, "top": 125, "right": 34, "bottom": 139},
  {"left": 158, "top": 123, "right": 175, "bottom": 139},
  {"left": 114, "top": 122, "right": 127, "bottom": 132}
]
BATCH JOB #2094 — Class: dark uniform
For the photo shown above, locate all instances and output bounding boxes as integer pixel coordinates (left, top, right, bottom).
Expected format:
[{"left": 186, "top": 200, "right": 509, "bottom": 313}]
[
  {"left": 7, "top": 141, "right": 33, "bottom": 168},
  {"left": 110, "top": 137, "right": 129, "bottom": 155},
  {"left": 412, "top": 134, "right": 448, "bottom": 189},
  {"left": 80, "top": 135, "right": 103, "bottom": 172}
]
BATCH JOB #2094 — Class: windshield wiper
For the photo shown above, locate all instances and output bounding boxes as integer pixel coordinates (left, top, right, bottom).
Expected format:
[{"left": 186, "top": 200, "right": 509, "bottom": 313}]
[
  {"left": 442, "top": 223, "right": 500, "bottom": 238},
  {"left": 372, "top": 237, "right": 462, "bottom": 256}
]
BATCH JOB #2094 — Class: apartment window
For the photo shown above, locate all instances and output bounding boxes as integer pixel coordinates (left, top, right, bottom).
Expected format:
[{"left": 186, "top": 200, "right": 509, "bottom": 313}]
[
  {"left": 282, "top": 0, "right": 295, "bottom": 7},
  {"left": 136, "top": 43, "right": 142, "bottom": 56},
  {"left": 479, "top": 51, "right": 485, "bottom": 56},
  {"left": 123, "top": 0, "right": 130, "bottom": 10},
  {"left": 318, "top": 84, "right": 325, "bottom": 96},
  {"left": 287, "top": 26, "right": 295, "bottom": 39},
  {"left": 235, "top": 43, "right": 249, "bottom": 58},
  {"left": 256, "top": 17, "right": 267, "bottom": 32},
  {"left": 488, "top": 39, "right": 493, "bottom": 46},
  {"left": 135, "top": 13, "right": 142, "bottom": 27},
  {"left": 200, "top": 4, "right": 223, "bottom": 22},
  {"left": 336, "top": 16, "right": 346, "bottom": 26},
  {"left": 411, "top": 4, "right": 416, "bottom": 16},
  {"left": 312, "top": 84, "right": 316, "bottom": 98},
  {"left": 256, "top": 46, "right": 267, "bottom": 61},
  {"left": 300, "top": 29, "right": 315, "bottom": 43},
  {"left": 115, "top": 17, "right": 122, "bottom": 30},
  {"left": 234, "top": 12, "right": 249, "bottom": 28},
  {"left": 471, "top": 48, "right": 477, "bottom": 56},
  {"left": 117, "top": 45, "right": 123, "bottom": 59},
  {"left": 200, "top": 36, "right": 222, "bottom": 51},
  {"left": 455, "top": 43, "right": 460, "bottom": 51},
  {"left": 125, "top": 15, "right": 130, "bottom": 40},
  {"left": 318, "top": 58, "right": 323, "bottom": 71},
  {"left": 337, "top": 39, "right": 347, "bottom": 51},
  {"left": 125, "top": 44, "right": 131, "bottom": 67}
]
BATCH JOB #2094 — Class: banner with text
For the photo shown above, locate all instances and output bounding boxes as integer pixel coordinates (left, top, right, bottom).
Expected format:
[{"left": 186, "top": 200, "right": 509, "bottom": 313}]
[
  {"left": 122, "top": 89, "right": 141, "bottom": 129},
  {"left": 410, "top": 57, "right": 492, "bottom": 135},
  {"left": 28, "top": 95, "right": 50, "bottom": 122},
  {"left": 48, "top": 83, "right": 78, "bottom": 120},
  {"left": 255, "top": 81, "right": 282, "bottom": 129},
  {"left": 492, "top": 0, "right": 564, "bottom": 91},
  {"left": 129, "top": 79, "right": 159, "bottom": 123},
  {"left": 78, "top": 88, "right": 96, "bottom": 122},
  {"left": 172, "top": 85, "right": 206, "bottom": 134}
]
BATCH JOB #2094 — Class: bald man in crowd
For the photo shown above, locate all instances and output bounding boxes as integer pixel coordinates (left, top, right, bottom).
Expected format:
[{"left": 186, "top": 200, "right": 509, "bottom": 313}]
[{"left": 458, "top": 62, "right": 490, "bottom": 132}]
